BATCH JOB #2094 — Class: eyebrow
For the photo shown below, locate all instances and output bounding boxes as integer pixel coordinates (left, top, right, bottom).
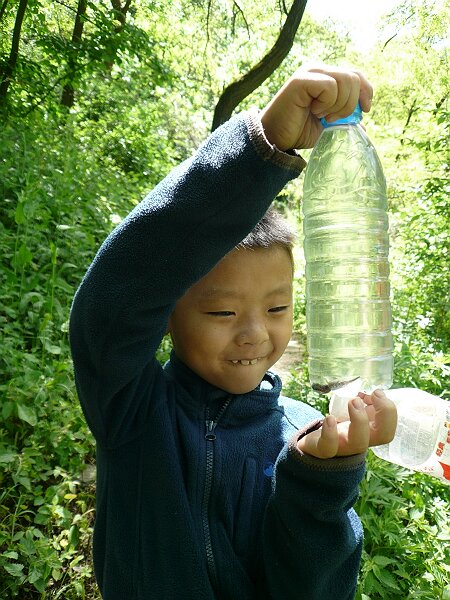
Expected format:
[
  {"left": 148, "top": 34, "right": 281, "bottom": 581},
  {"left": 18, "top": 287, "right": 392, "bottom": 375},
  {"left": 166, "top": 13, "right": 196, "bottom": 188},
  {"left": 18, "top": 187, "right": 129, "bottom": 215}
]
[{"left": 198, "top": 284, "right": 292, "bottom": 300}]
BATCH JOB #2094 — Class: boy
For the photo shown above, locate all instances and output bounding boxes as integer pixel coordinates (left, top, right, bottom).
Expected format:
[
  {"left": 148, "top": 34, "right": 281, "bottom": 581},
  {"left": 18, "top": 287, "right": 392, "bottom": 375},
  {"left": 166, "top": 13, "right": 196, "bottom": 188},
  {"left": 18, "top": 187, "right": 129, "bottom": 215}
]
[{"left": 70, "top": 65, "right": 397, "bottom": 599}]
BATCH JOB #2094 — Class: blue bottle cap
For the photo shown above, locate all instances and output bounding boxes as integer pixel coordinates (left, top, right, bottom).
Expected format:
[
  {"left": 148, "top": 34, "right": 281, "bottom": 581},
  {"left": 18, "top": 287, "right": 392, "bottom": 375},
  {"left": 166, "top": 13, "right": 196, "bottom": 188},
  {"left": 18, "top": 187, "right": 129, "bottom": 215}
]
[{"left": 320, "top": 102, "right": 362, "bottom": 128}]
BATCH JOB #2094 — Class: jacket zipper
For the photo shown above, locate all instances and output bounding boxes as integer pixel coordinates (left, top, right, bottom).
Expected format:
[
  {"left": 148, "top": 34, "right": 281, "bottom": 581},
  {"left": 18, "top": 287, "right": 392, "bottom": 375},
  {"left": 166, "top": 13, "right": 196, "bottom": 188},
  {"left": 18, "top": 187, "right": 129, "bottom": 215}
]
[{"left": 202, "top": 396, "right": 232, "bottom": 591}]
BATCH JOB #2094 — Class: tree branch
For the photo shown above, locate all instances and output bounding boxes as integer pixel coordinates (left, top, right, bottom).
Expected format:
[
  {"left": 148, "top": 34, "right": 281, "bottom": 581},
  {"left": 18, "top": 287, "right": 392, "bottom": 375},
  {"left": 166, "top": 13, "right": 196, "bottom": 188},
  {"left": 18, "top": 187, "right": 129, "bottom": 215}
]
[
  {"left": 61, "top": 0, "right": 88, "bottom": 107},
  {"left": 0, "top": 0, "right": 28, "bottom": 104},
  {"left": 204, "top": 0, "right": 212, "bottom": 49},
  {"left": 211, "top": 0, "right": 307, "bottom": 131},
  {"left": 395, "top": 98, "right": 419, "bottom": 162},
  {"left": 382, "top": 33, "right": 397, "bottom": 51},
  {"left": 111, "top": 0, "right": 132, "bottom": 28},
  {"left": 0, "top": 0, "right": 10, "bottom": 23},
  {"left": 232, "top": 1, "right": 250, "bottom": 37},
  {"left": 279, "top": 0, "right": 289, "bottom": 17}
]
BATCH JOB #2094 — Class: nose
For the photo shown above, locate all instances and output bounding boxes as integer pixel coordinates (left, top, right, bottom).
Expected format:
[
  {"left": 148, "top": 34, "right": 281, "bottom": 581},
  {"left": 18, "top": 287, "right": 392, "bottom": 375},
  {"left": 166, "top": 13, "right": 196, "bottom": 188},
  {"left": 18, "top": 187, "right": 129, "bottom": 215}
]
[{"left": 235, "top": 315, "right": 269, "bottom": 346}]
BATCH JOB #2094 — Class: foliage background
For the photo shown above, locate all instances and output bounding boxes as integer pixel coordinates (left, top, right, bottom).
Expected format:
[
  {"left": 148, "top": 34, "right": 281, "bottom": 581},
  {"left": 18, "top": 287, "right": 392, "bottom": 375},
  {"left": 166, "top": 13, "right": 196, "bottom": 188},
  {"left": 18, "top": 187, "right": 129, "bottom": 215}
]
[{"left": 1, "top": 0, "right": 449, "bottom": 598}]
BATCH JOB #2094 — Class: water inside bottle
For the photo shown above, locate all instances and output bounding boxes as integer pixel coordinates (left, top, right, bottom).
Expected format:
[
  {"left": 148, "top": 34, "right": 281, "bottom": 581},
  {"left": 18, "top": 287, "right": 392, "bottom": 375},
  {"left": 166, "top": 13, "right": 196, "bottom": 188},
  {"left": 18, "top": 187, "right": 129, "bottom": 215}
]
[{"left": 303, "top": 123, "right": 393, "bottom": 391}]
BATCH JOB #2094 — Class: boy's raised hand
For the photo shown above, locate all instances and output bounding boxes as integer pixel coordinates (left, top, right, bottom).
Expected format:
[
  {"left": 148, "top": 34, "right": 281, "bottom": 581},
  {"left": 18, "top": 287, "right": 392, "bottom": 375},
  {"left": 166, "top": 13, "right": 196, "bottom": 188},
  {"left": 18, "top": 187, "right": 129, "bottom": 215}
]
[
  {"left": 298, "top": 390, "right": 398, "bottom": 459},
  {"left": 260, "top": 65, "right": 373, "bottom": 151}
]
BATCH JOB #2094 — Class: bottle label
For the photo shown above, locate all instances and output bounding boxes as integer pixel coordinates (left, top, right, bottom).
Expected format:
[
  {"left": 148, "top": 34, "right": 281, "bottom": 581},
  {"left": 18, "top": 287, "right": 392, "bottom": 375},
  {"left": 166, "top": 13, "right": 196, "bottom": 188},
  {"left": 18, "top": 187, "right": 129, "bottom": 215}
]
[{"left": 415, "top": 404, "right": 450, "bottom": 482}]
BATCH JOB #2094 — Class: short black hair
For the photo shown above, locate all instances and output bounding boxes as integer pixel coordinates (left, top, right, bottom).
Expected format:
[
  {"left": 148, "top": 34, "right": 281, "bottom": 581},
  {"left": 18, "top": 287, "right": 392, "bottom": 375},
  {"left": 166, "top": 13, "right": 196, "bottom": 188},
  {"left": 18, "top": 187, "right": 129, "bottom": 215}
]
[{"left": 236, "top": 207, "right": 296, "bottom": 261}]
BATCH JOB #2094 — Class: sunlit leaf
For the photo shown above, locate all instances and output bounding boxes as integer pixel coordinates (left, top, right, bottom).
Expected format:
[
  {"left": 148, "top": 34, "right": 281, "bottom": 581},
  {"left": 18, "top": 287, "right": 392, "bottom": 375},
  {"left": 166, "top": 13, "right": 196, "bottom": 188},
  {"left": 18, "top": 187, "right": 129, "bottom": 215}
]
[{"left": 17, "top": 403, "right": 37, "bottom": 426}]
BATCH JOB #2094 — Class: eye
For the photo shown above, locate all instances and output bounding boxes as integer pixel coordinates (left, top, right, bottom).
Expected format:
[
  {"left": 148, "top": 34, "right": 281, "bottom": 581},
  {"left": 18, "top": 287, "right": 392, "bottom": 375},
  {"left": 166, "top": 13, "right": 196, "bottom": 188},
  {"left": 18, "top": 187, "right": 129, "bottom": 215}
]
[
  {"left": 268, "top": 305, "right": 289, "bottom": 313},
  {"left": 206, "top": 311, "right": 235, "bottom": 317}
]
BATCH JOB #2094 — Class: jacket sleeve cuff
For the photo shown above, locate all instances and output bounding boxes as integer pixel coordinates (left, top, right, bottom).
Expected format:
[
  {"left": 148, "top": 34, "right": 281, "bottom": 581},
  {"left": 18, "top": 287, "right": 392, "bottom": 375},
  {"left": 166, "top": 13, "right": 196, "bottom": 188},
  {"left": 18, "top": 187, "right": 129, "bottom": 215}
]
[
  {"left": 244, "top": 108, "right": 307, "bottom": 174},
  {"left": 289, "top": 419, "right": 367, "bottom": 472}
]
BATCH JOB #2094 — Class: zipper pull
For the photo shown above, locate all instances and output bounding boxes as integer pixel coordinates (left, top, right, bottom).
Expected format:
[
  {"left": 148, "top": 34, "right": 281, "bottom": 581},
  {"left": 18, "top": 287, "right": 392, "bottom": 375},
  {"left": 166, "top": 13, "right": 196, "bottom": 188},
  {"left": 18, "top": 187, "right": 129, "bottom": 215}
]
[{"left": 205, "top": 420, "right": 217, "bottom": 441}]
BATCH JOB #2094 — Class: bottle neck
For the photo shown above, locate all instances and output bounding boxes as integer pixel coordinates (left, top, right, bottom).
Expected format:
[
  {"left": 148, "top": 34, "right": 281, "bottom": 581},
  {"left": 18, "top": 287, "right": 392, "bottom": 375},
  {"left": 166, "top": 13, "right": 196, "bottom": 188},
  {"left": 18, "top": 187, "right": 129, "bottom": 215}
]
[{"left": 320, "top": 102, "right": 362, "bottom": 128}]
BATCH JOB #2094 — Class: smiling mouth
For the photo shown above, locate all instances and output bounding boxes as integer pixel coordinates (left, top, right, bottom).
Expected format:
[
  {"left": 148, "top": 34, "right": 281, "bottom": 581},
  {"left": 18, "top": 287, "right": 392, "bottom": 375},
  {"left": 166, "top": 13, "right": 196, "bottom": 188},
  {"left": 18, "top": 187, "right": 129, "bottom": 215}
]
[{"left": 230, "top": 358, "right": 260, "bottom": 366}]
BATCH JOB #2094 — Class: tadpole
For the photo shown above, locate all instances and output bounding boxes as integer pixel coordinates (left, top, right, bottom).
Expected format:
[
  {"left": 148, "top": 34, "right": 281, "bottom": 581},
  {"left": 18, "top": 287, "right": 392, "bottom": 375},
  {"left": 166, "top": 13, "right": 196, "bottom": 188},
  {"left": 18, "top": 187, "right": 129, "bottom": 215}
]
[{"left": 312, "top": 377, "right": 360, "bottom": 395}]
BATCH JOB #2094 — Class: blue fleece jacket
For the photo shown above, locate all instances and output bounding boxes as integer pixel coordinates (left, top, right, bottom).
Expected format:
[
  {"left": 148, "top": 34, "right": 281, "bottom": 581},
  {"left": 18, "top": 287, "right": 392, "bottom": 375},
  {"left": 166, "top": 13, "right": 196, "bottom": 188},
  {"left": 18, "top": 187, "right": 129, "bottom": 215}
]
[{"left": 69, "top": 109, "right": 366, "bottom": 600}]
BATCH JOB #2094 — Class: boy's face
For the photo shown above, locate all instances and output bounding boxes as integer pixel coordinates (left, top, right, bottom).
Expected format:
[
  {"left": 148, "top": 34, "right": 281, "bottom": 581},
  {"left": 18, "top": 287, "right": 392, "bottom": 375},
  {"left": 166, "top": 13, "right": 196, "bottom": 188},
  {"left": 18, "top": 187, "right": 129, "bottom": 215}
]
[{"left": 168, "top": 246, "right": 293, "bottom": 395}]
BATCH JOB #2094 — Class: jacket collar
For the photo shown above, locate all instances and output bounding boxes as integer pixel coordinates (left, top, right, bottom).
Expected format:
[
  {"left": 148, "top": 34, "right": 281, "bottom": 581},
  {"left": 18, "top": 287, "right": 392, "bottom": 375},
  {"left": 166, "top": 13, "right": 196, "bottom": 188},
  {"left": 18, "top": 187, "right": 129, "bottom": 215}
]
[{"left": 164, "top": 350, "right": 282, "bottom": 422}]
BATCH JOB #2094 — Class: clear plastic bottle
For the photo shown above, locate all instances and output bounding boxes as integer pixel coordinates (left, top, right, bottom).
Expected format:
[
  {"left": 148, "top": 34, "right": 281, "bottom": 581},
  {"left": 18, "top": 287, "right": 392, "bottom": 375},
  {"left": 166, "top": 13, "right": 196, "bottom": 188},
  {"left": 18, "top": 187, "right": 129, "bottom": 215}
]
[
  {"left": 302, "top": 104, "right": 393, "bottom": 394},
  {"left": 329, "top": 387, "right": 450, "bottom": 483}
]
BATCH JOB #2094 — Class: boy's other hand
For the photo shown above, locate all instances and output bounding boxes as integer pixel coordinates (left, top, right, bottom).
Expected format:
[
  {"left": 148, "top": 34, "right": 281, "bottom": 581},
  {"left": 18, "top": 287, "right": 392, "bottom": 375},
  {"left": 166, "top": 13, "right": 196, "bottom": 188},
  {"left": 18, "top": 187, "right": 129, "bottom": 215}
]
[
  {"left": 297, "top": 390, "right": 397, "bottom": 459},
  {"left": 260, "top": 65, "right": 373, "bottom": 151}
]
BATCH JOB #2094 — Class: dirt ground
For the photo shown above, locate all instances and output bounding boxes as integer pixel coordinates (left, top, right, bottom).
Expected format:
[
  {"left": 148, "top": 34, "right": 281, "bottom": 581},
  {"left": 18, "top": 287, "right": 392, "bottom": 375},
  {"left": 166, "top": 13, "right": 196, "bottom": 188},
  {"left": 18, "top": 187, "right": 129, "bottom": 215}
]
[{"left": 271, "top": 333, "right": 304, "bottom": 383}]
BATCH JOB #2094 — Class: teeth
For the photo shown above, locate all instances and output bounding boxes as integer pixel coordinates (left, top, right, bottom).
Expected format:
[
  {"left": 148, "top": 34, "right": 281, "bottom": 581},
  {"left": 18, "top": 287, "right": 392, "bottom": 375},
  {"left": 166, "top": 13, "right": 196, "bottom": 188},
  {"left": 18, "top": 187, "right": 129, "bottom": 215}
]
[{"left": 231, "top": 359, "right": 259, "bottom": 365}]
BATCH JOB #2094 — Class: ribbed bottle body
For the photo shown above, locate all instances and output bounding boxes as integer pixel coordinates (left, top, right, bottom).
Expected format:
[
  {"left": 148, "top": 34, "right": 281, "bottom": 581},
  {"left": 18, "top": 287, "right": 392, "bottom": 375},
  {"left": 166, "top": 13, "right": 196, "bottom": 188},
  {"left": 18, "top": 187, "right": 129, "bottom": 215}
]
[{"left": 303, "top": 124, "right": 393, "bottom": 392}]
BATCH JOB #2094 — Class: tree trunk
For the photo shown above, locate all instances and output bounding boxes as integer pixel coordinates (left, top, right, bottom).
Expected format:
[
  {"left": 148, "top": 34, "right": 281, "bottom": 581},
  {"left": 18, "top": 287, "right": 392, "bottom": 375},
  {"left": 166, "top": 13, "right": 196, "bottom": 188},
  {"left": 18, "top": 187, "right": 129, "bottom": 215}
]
[
  {"left": 110, "top": 0, "right": 132, "bottom": 28},
  {"left": 103, "top": 0, "right": 132, "bottom": 70},
  {"left": 211, "top": 0, "right": 307, "bottom": 131},
  {"left": 61, "top": 0, "right": 88, "bottom": 108},
  {"left": 395, "top": 99, "right": 419, "bottom": 162},
  {"left": 0, "top": 0, "right": 10, "bottom": 23},
  {"left": 0, "top": 0, "right": 28, "bottom": 104}
]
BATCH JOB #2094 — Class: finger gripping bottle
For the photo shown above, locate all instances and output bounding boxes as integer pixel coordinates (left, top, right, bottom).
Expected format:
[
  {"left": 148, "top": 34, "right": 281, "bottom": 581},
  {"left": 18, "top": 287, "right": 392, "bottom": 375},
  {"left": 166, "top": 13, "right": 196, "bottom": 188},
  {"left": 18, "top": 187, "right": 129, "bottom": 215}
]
[
  {"left": 302, "top": 104, "right": 393, "bottom": 394},
  {"left": 330, "top": 388, "right": 450, "bottom": 484}
]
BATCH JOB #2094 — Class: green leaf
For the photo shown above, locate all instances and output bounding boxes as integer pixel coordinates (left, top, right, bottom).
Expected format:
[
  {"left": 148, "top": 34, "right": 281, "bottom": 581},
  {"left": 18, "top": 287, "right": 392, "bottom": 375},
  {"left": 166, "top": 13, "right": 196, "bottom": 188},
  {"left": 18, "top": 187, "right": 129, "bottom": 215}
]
[
  {"left": 69, "top": 555, "right": 84, "bottom": 568},
  {"left": 376, "top": 568, "right": 400, "bottom": 590},
  {"left": 3, "top": 562, "right": 25, "bottom": 577},
  {"left": 15, "top": 202, "right": 26, "bottom": 225},
  {"left": 32, "top": 577, "right": 47, "bottom": 593},
  {"left": 34, "top": 513, "right": 50, "bottom": 526},
  {"left": 372, "top": 555, "right": 396, "bottom": 567},
  {"left": 0, "top": 451, "right": 16, "bottom": 464},
  {"left": 15, "top": 243, "right": 33, "bottom": 268},
  {"left": 17, "top": 403, "right": 38, "bottom": 426},
  {"left": 2, "top": 401, "right": 15, "bottom": 420},
  {"left": 15, "top": 475, "right": 31, "bottom": 490},
  {"left": 1, "top": 552, "right": 19, "bottom": 560},
  {"left": 28, "top": 566, "right": 43, "bottom": 584},
  {"left": 50, "top": 241, "right": 57, "bottom": 265},
  {"left": 19, "top": 533, "right": 36, "bottom": 556},
  {"left": 43, "top": 340, "right": 62, "bottom": 355},
  {"left": 68, "top": 524, "right": 79, "bottom": 549},
  {"left": 410, "top": 507, "right": 425, "bottom": 520}
]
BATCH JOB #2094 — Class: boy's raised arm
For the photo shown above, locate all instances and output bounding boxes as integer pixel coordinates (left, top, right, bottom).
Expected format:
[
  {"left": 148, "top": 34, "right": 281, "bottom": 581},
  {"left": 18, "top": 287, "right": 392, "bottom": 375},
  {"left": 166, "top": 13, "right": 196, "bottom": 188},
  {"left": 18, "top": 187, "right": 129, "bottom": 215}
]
[
  {"left": 69, "top": 109, "right": 303, "bottom": 447},
  {"left": 69, "top": 64, "right": 373, "bottom": 446}
]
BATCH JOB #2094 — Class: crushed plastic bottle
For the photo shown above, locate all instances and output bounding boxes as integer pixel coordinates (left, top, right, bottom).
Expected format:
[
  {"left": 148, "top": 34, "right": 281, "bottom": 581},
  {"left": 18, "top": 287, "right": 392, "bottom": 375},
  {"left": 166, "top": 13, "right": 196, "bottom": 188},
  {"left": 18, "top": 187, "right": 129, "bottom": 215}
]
[{"left": 329, "top": 386, "right": 450, "bottom": 483}]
